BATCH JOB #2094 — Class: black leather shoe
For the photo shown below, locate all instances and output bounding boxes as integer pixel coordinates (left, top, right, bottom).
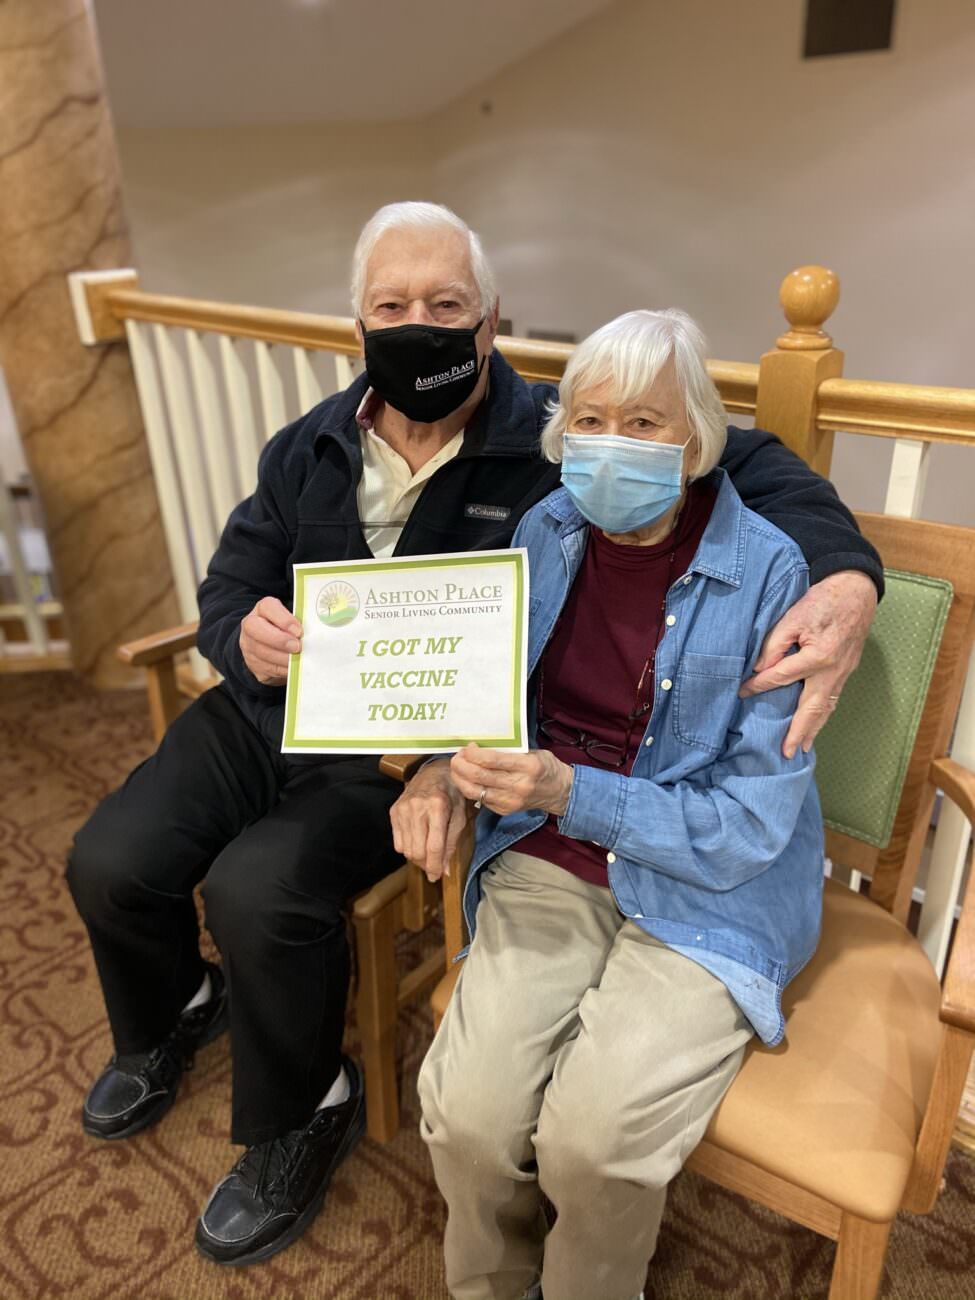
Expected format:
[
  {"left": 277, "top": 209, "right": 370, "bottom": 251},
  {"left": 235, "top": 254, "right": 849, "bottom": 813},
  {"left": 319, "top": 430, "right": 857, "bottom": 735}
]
[
  {"left": 195, "top": 1055, "right": 365, "bottom": 1266},
  {"left": 82, "top": 961, "right": 228, "bottom": 1140}
]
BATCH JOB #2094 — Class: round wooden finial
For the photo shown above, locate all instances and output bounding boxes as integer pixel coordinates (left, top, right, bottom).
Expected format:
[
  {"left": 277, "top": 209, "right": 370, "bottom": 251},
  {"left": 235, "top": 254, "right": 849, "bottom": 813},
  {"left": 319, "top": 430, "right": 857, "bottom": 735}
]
[{"left": 776, "top": 265, "right": 840, "bottom": 350}]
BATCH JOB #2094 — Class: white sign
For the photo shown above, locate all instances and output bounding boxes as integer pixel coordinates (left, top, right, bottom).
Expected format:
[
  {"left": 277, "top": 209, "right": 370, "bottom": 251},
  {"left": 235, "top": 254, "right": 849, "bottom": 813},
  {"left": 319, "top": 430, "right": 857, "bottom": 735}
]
[{"left": 283, "top": 549, "right": 529, "bottom": 754}]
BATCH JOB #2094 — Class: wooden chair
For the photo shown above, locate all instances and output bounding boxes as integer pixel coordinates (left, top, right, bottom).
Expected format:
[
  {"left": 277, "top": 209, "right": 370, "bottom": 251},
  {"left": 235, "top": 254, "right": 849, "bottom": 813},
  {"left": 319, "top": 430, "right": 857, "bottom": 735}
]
[
  {"left": 115, "top": 625, "right": 445, "bottom": 1143},
  {"left": 421, "top": 511, "right": 975, "bottom": 1300}
]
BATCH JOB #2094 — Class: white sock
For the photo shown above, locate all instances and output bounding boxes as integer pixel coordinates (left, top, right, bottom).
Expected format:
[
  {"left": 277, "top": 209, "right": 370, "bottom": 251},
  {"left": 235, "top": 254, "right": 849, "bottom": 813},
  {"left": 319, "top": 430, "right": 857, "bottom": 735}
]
[
  {"left": 316, "top": 1064, "right": 350, "bottom": 1110},
  {"left": 182, "top": 971, "right": 212, "bottom": 1013}
]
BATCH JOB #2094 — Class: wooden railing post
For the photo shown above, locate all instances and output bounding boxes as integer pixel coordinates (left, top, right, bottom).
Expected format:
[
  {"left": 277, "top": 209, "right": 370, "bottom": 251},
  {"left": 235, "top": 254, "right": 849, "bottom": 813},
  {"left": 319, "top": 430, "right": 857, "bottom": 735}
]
[{"left": 754, "top": 266, "right": 845, "bottom": 477}]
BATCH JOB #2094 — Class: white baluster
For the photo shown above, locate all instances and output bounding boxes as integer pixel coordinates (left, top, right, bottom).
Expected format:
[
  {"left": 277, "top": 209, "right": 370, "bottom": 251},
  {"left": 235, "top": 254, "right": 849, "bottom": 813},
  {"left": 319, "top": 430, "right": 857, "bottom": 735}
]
[
  {"left": 293, "top": 348, "right": 324, "bottom": 412},
  {"left": 186, "top": 330, "right": 239, "bottom": 528},
  {"left": 0, "top": 481, "right": 48, "bottom": 654},
  {"left": 881, "top": 433, "right": 971, "bottom": 972},
  {"left": 153, "top": 325, "right": 219, "bottom": 573},
  {"left": 334, "top": 352, "right": 355, "bottom": 392},
  {"left": 883, "top": 438, "right": 931, "bottom": 518},
  {"left": 255, "top": 340, "right": 287, "bottom": 442},
  {"left": 918, "top": 650, "right": 975, "bottom": 975},
  {"left": 125, "top": 322, "right": 201, "bottom": 625},
  {"left": 218, "top": 335, "right": 261, "bottom": 498}
]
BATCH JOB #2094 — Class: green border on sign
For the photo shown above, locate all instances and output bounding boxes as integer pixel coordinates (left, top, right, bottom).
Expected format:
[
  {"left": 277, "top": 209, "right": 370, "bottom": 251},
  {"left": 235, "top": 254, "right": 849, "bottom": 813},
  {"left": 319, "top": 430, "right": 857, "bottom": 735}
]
[{"left": 283, "top": 551, "right": 527, "bottom": 752}]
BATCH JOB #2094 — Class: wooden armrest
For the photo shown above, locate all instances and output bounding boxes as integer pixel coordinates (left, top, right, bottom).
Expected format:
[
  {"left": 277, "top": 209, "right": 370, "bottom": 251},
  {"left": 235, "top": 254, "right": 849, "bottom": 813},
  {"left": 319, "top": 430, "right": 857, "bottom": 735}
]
[
  {"left": 935, "top": 756, "right": 975, "bottom": 1035},
  {"left": 352, "top": 865, "right": 409, "bottom": 919},
  {"left": 379, "top": 753, "right": 431, "bottom": 783},
  {"left": 117, "top": 621, "right": 200, "bottom": 667},
  {"left": 932, "top": 756, "right": 975, "bottom": 827}
]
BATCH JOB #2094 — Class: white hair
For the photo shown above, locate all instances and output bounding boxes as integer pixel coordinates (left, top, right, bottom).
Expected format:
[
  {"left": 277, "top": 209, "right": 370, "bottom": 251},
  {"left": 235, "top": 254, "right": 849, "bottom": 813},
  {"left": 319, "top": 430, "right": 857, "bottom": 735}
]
[
  {"left": 350, "top": 201, "right": 498, "bottom": 318},
  {"left": 540, "top": 309, "right": 728, "bottom": 479}
]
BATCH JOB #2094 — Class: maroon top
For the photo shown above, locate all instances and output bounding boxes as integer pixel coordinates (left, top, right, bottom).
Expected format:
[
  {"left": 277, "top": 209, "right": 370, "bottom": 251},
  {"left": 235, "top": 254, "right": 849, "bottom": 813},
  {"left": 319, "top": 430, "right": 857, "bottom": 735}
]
[{"left": 518, "top": 481, "right": 717, "bottom": 887}]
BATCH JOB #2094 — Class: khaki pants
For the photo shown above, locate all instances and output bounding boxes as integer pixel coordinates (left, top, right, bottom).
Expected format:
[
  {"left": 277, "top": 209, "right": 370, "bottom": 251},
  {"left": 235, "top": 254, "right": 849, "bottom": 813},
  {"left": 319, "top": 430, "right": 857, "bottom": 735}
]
[{"left": 419, "top": 851, "right": 752, "bottom": 1300}]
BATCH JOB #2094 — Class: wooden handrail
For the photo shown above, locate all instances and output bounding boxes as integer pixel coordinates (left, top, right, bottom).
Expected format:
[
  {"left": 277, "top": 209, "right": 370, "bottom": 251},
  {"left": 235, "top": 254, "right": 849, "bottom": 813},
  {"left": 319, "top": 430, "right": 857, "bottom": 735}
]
[
  {"left": 105, "top": 288, "right": 363, "bottom": 355},
  {"left": 495, "top": 335, "right": 572, "bottom": 384},
  {"left": 102, "top": 286, "right": 759, "bottom": 415},
  {"left": 96, "top": 282, "right": 975, "bottom": 448},
  {"left": 817, "top": 377, "right": 975, "bottom": 447},
  {"left": 707, "top": 361, "right": 760, "bottom": 416},
  {"left": 500, "top": 341, "right": 759, "bottom": 415}
]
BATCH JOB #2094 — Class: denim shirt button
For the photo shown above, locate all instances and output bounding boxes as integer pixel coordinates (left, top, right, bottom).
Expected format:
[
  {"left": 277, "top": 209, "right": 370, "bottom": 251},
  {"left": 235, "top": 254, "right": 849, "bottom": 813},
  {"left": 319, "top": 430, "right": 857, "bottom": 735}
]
[
  {"left": 661, "top": 679, "right": 673, "bottom": 691},
  {"left": 683, "top": 575, "right": 692, "bottom": 585},
  {"left": 695, "top": 933, "right": 703, "bottom": 941},
  {"left": 606, "top": 851, "right": 616, "bottom": 864},
  {"left": 665, "top": 614, "right": 676, "bottom": 627},
  {"left": 644, "top": 735, "right": 654, "bottom": 747}
]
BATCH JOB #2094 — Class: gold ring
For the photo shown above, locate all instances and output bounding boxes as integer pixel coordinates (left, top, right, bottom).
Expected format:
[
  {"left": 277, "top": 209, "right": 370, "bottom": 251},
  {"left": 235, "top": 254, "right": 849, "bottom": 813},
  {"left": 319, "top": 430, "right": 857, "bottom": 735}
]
[{"left": 474, "top": 787, "right": 487, "bottom": 809}]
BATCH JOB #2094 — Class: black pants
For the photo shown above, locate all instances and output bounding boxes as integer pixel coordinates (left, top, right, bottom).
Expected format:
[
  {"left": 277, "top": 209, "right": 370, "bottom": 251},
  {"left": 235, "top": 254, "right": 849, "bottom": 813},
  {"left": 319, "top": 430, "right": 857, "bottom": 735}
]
[{"left": 66, "top": 686, "right": 400, "bottom": 1146}]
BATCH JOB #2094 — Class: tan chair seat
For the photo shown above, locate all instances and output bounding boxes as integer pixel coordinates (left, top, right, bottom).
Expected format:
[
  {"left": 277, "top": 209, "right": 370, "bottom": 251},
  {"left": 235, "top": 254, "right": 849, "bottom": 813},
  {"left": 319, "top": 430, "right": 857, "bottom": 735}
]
[
  {"left": 431, "top": 879, "right": 942, "bottom": 1223},
  {"left": 705, "top": 878, "right": 942, "bottom": 1222}
]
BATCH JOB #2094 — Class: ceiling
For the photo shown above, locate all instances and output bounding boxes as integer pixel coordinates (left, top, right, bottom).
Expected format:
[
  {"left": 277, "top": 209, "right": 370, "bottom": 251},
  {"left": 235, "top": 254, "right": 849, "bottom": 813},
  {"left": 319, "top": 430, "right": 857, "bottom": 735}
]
[{"left": 93, "top": 0, "right": 617, "bottom": 127}]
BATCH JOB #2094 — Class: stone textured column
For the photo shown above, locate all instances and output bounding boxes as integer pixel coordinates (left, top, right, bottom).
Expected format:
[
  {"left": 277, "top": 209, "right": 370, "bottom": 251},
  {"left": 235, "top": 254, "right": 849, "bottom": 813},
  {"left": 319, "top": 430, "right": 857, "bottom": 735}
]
[{"left": 0, "top": 0, "right": 178, "bottom": 685}]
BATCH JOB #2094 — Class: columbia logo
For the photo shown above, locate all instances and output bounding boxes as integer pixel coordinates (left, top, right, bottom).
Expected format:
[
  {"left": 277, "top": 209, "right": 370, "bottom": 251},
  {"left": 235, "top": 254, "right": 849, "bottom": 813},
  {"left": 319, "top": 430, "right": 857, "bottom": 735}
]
[{"left": 465, "top": 503, "right": 511, "bottom": 522}]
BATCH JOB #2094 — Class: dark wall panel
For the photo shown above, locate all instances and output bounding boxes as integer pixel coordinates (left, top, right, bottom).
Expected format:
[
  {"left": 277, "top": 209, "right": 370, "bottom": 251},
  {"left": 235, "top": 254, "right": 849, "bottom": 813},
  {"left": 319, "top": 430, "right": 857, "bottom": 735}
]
[{"left": 804, "top": 0, "right": 896, "bottom": 58}]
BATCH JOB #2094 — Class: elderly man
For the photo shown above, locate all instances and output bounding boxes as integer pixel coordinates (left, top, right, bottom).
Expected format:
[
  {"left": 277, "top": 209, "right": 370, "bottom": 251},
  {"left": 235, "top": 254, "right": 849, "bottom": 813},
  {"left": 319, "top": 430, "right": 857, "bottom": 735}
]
[{"left": 66, "top": 201, "right": 880, "bottom": 1266}]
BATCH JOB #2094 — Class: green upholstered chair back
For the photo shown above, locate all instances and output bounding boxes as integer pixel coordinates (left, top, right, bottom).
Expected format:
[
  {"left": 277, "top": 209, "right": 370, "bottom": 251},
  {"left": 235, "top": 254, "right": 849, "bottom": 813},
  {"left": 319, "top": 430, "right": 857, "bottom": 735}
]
[{"left": 815, "top": 569, "right": 953, "bottom": 849}]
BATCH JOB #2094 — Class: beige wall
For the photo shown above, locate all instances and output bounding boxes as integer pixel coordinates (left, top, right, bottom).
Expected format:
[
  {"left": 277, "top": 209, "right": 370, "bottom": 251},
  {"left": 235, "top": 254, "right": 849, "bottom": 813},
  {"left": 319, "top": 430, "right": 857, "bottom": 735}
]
[
  {"left": 113, "top": 0, "right": 974, "bottom": 524},
  {"left": 430, "top": 0, "right": 975, "bottom": 524},
  {"left": 116, "top": 124, "right": 432, "bottom": 316},
  {"left": 433, "top": 0, "right": 974, "bottom": 382}
]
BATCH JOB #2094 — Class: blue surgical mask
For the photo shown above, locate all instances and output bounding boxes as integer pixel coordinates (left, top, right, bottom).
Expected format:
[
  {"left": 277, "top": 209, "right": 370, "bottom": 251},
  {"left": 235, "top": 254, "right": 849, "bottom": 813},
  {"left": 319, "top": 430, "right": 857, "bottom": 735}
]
[{"left": 560, "top": 432, "right": 689, "bottom": 533}]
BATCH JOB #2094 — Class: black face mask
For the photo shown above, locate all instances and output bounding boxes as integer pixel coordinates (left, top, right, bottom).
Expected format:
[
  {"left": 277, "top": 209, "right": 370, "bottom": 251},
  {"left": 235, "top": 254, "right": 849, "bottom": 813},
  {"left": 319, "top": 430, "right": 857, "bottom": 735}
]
[{"left": 360, "top": 317, "right": 486, "bottom": 423}]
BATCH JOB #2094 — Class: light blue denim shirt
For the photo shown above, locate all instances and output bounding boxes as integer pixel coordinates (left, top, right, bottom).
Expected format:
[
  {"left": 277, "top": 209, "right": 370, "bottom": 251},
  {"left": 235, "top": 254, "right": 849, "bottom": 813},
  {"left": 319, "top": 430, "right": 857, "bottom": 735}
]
[{"left": 462, "top": 469, "right": 824, "bottom": 1045}]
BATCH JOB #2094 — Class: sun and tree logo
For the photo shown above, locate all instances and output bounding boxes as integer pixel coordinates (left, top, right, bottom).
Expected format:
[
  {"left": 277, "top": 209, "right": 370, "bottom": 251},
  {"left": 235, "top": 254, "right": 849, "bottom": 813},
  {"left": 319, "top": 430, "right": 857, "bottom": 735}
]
[{"left": 316, "top": 581, "right": 360, "bottom": 627}]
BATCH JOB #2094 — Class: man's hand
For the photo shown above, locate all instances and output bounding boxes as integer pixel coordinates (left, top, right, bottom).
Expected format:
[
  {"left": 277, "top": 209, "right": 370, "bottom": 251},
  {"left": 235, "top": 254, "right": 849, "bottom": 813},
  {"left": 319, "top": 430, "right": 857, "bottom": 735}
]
[
  {"left": 740, "top": 570, "right": 878, "bottom": 758},
  {"left": 390, "top": 759, "right": 470, "bottom": 882},
  {"left": 239, "top": 596, "right": 302, "bottom": 685},
  {"left": 450, "top": 744, "right": 574, "bottom": 818}
]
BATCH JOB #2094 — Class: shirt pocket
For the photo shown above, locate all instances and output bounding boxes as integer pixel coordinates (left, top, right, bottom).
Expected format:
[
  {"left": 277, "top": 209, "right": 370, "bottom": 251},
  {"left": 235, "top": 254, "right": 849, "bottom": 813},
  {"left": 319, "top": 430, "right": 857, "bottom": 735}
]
[{"left": 672, "top": 652, "right": 747, "bottom": 752}]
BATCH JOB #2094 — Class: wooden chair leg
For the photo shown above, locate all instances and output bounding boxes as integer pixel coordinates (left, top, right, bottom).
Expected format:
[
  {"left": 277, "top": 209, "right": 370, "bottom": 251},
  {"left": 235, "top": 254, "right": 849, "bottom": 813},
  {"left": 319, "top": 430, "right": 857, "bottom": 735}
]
[
  {"left": 352, "top": 904, "right": 400, "bottom": 1143},
  {"left": 828, "top": 1213, "right": 892, "bottom": 1300},
  {"left": 145, "top": 660, "right": 181, "bottom": 744}
]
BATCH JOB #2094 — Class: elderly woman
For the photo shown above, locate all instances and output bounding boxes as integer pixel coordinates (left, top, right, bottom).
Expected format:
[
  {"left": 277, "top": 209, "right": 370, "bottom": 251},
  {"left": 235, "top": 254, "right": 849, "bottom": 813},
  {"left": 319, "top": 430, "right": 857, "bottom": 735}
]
[{"left": 391, "top": 309, "right": 824, "bottom": 1300}]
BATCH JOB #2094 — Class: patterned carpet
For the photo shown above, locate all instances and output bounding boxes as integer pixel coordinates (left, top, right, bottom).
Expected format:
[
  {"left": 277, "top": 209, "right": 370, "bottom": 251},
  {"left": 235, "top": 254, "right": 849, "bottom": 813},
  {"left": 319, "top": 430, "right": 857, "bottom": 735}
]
[{"left": 1, "top": 671, "right": 974, "bottom": 1300}]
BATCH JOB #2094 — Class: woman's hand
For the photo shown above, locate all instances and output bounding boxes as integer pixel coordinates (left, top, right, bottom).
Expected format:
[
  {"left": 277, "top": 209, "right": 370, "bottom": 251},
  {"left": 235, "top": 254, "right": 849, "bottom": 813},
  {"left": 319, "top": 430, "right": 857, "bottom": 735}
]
[
  {"left": 450, "top": 744, "right": 574, "bottom": 817},
  {"left": 389, "top": 759, "right": 470, "bottom": 882}
]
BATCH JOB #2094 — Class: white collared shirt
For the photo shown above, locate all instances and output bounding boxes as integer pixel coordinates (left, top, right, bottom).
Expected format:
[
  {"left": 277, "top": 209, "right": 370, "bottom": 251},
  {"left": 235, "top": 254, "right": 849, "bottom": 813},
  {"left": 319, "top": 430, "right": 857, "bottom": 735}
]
[{"left": 355, "top": 388, "right": 465, "bottom": 557}]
